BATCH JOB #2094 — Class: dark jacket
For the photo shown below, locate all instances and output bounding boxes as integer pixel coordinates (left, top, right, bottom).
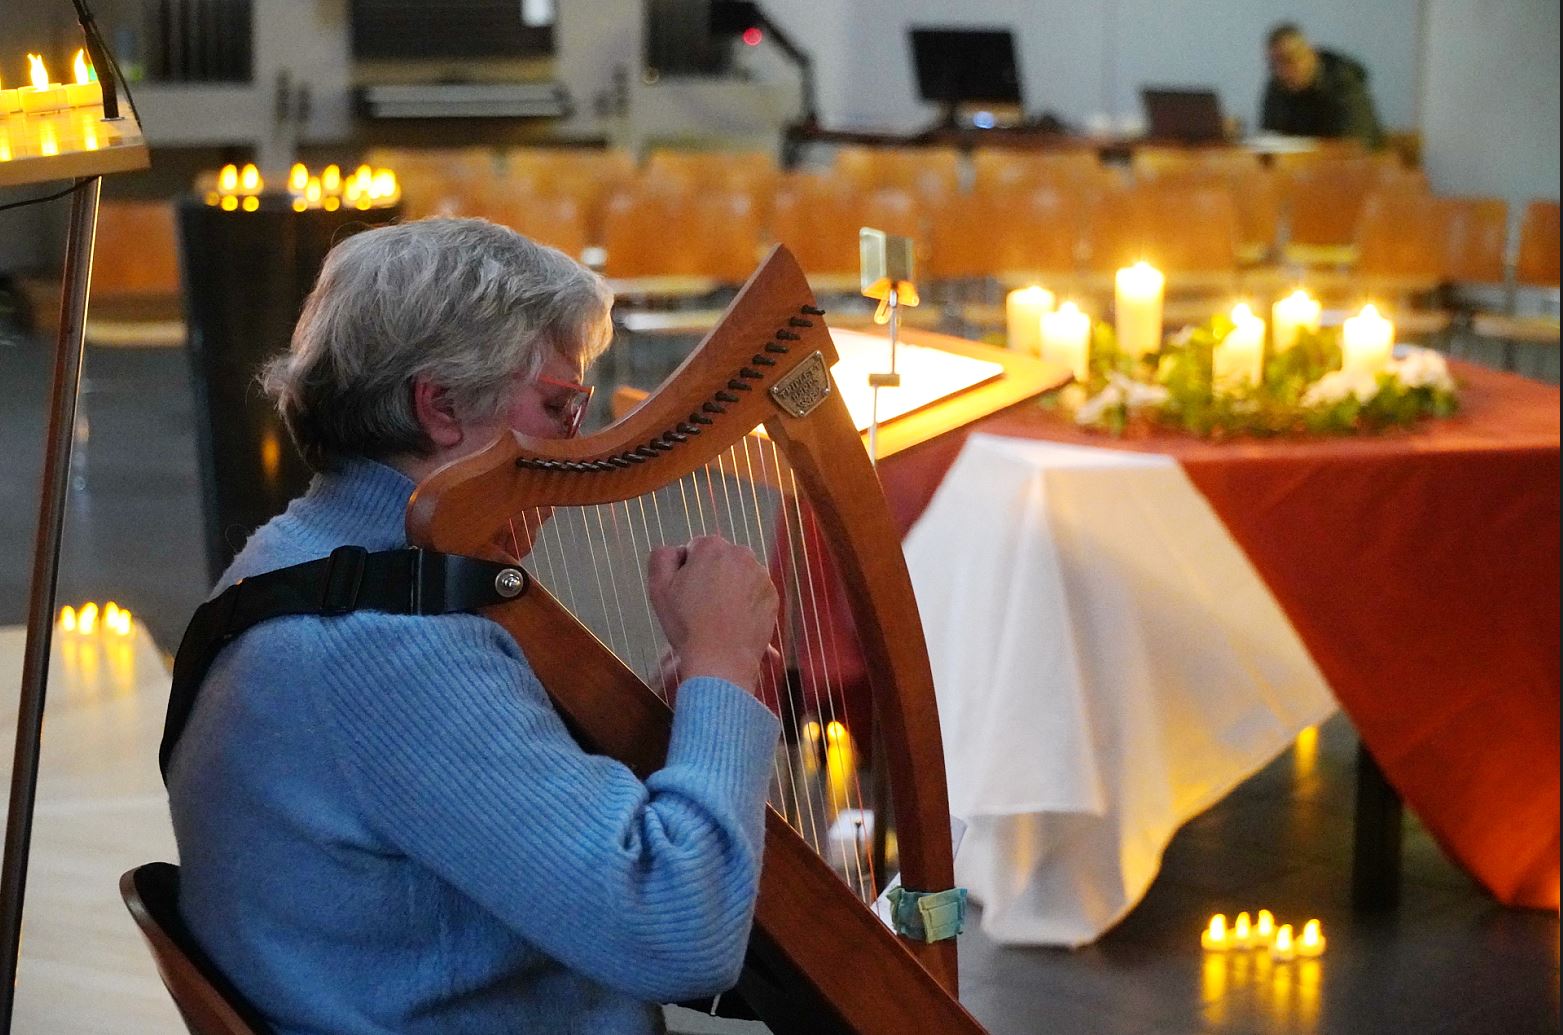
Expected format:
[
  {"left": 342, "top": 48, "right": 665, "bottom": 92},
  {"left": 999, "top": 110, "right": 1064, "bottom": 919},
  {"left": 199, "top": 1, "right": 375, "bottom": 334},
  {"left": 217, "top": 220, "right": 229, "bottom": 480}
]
[{"left": 1260, "top": 49, "right": 1384, "bottom": 149}]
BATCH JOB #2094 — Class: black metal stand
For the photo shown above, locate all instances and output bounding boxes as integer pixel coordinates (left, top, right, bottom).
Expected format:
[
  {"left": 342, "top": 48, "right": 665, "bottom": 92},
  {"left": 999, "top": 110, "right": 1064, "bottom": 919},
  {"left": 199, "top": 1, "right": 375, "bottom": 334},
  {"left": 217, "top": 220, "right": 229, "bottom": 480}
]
[
  {"left": 1351, "top": 740, "right": 1405, "bottom": 912},
  {"left": 0, "top": 176, "right": 103, "bottom": 1031}
]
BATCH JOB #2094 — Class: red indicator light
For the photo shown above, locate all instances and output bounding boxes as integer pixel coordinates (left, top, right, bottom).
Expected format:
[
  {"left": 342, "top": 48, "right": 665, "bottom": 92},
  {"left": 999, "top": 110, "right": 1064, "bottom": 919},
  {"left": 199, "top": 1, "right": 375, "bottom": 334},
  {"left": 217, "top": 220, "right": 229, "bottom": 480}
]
[{"left": 742, "top": 27, "right": 763, "bottom": 47}]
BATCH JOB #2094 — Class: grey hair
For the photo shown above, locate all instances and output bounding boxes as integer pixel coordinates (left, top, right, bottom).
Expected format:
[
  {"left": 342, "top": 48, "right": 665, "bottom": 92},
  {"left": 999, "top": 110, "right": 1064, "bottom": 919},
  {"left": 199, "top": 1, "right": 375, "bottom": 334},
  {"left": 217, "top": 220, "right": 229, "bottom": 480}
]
[{"left": 261, "top": 217, "right": 613, "bottom": 469}]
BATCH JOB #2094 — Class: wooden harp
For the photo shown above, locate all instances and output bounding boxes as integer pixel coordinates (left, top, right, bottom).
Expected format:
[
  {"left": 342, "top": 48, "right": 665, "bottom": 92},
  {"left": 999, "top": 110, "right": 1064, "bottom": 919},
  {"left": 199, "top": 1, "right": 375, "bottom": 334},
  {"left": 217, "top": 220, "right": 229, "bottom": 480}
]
[{"left": 407, "top": 245, "right": 986, "bottom": 1034}]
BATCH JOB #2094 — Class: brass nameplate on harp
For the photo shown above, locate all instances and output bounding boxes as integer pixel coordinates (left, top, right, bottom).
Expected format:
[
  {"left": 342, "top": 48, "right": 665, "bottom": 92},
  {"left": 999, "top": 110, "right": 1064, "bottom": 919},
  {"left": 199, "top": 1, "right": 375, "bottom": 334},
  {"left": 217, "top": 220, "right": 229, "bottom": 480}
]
[{"left": 769, "top": 351, "right": 832, "bottom": 418}]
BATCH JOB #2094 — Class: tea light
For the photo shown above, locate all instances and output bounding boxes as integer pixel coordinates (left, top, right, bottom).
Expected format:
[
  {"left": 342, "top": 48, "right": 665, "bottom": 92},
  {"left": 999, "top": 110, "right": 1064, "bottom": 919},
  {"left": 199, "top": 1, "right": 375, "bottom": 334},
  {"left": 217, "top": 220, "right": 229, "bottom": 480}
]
[
  {"left": 1201, "top": 913, "right": 1231, "bottom": 950},
  {"left": 239, "top": 162, "right": 262, "bottom": 194},
  {"left": 1297, "top": 919, "right": 1326, "bottom": 957},
  {"left": 1115, "top": 261, "right": 1165, "bottom": 358},
  {"left": 321, "top": 163, "right": 342, "bottom": 195},
  {"left": 65, "top": 50, "right": 102, "bottom": 109},
  {"left": 1270, "top": 923, "right": 1297, "bottom": 961},
  {"left": 77, "top": 601, "right": 99, "bottom": 635},
  {"left": 1213, "top": 302, "right": 1267, "bottom": 392},
  {"left": 1253, "top": 909, "right": 1276, "bottom": 947},
  {"left": 1342, "top": 304, "right": 1394, "bottom": 375},
  {"left": 0, "top": 72, "right": 21, "bottom": 115},
  {"left": 218, "top": 163, "right": 239, "bottom": 194},
  {"left": 1041, "top": 300, "right": 1091, "bottom": 381},
  {"left": 20, "top": 54, "right": 68, "bottom": 114},
  {"left": 1006, "top": 285, "right": 1055, "bottom": 355},
  {"left": 1272, "top": 289, "right": 1321, "bottom": 352},
  {"left": 1230, "top": 911, "right": 1254, "bottom": 949}
]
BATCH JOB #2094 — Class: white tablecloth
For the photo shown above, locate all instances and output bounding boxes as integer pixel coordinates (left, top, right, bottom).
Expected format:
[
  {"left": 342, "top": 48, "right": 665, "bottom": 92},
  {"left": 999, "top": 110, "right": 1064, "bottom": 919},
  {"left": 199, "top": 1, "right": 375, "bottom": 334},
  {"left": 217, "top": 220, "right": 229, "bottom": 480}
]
[{"left": 903, "top": 435, "right": 1337, "bottom": 946}]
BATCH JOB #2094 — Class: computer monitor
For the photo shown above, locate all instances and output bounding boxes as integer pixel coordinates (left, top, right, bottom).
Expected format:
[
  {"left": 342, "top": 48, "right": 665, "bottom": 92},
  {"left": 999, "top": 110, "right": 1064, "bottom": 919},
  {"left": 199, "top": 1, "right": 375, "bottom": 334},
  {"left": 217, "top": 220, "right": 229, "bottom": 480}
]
[
  {"left": 909, "top": 28, "right": 1023, "bottom": 126},
  {"left": 1140, "top": 88, "right": 1227, "bottom": 143}
]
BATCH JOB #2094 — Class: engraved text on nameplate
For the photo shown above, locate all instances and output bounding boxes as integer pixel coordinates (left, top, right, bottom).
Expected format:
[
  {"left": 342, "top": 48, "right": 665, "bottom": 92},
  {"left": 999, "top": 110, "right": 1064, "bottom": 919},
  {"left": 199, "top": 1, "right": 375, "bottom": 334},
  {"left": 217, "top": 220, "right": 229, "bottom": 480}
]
[{"left": 769, "top": 351, "right": 832, "bottom": 418}]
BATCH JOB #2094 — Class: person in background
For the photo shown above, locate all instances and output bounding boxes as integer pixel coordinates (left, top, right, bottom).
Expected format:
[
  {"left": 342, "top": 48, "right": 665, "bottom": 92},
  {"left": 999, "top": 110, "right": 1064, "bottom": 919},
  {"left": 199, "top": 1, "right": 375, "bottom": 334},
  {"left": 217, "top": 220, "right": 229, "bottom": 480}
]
[{"left": 1260, "top": 22, "right": 1384, "bottom": 149}]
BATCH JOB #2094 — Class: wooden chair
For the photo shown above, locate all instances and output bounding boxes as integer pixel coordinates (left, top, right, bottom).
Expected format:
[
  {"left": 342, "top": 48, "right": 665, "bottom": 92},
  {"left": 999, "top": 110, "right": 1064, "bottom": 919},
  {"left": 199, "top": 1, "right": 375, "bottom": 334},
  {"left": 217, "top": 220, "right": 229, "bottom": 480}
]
[
  {"left": 1516, "top": 200, "right": 1561, "bottom": 288},
  {"left": 769, "top": 172, "right": 866, "bottom": 285},
  {"left": 1281, "top": 156, "right": 1415, "bottom": 266},
  {"left": 1437, "top": 197, "right": 1509, "bottom": 287},
  {"left": 834, "top": 145, "right": 961, "bottom": 202},
  {"left": 971, "top": 148, "right": 1110, "bottom": 196},
  {"left": 1131, "top": 145, "right": 1261, "bottom": 182},
  {"left": 1355, "top": 190, "right": 1446, "bottom": 290},
  {"left": 600, "top": 185, "right": 761, "bottom": 285},
  {"left": 479, "top": 189, "right": 590, "bottom": 262},
  {"left": 120, "top": 863, "right": 270, "bottom": 1035}
]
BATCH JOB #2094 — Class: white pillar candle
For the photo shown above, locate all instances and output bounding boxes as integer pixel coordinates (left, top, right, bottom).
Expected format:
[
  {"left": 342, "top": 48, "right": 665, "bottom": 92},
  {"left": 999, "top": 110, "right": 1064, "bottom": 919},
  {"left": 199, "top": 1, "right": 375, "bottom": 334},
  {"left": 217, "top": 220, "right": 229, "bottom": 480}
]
[
  {"left": 1341, "top": 304, "right": 1395, "bottom": 375},
  {"left": 1041, "top": 300, "right": 1092, "bottom": 382},
  {"left": 65, "top": 50, "right": 102, "bottom": 108},
  {"left": 1213, "top": 303, "right": 1267, "bottom": 392},
  {"left": 1272, "top": 289, "right": 1322, "bottom": 352},
  {"left": 1115, "top": 261, "right": 1165, "bottom": 358},
  {"left": 1005, "top": 285, "right": 1055, "bottom": 355}
]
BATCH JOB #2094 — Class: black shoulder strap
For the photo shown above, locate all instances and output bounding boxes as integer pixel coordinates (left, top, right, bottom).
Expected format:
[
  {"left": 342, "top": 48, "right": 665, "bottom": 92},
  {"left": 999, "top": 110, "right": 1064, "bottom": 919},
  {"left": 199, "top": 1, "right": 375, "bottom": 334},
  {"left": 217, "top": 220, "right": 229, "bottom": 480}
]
[{"left": 161, "top": 546, "right": 529, "bottom": 784}]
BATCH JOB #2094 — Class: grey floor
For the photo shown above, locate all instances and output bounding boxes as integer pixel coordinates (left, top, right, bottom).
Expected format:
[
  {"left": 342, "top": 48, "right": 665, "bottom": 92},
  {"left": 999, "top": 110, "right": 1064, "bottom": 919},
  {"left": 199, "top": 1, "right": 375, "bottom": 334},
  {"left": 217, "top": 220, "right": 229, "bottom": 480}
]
[{"left": 0, "top": 318, "right": 1557, "bottom": 1035}]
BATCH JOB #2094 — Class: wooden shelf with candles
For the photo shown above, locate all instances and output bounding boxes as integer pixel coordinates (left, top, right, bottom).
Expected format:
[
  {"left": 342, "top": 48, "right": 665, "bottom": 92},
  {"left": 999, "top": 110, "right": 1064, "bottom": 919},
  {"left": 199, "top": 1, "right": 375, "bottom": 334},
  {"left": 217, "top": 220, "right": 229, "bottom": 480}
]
[{"left": 0, "top": 52, "right": 148, "bottom": 190}]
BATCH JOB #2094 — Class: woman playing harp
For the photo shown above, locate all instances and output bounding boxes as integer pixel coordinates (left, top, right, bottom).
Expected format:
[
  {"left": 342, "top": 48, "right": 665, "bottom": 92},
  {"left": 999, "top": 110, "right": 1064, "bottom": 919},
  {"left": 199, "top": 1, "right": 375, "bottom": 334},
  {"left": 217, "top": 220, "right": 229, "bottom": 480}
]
[{"left": 165, "top": 217, "right": 783, "bottom": 1034}]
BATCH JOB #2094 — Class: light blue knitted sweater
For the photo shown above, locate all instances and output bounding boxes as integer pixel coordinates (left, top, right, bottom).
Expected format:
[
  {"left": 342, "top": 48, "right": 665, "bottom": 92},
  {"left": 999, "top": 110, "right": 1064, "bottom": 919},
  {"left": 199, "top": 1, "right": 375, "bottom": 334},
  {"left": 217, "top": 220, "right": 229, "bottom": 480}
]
[{"left": 167, "top": 459, "right": 780, "bottom": 1034}]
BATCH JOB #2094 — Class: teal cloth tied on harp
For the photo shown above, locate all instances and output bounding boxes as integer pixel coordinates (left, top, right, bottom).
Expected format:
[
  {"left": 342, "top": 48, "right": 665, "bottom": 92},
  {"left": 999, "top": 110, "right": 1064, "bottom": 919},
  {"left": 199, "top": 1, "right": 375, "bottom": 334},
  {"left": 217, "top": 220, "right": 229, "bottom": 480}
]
[{"left": 886, "top": 886, "right": 968, "bottom": 943}]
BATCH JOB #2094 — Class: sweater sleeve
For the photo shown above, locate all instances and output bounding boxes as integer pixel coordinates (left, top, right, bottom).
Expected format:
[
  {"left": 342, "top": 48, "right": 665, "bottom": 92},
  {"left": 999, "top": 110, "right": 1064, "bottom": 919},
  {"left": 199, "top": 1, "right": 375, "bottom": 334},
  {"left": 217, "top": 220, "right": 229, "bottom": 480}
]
[{"left": 304, "top": 611, "right": 780, "bottom": 1002}]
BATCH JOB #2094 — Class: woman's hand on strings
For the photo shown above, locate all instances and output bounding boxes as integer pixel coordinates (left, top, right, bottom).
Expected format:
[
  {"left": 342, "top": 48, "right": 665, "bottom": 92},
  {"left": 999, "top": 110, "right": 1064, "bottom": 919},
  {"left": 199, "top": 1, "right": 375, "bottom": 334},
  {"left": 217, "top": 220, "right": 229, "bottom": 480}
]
[{"left": 647, "top": 536, "right": 779, "bottom": 696}]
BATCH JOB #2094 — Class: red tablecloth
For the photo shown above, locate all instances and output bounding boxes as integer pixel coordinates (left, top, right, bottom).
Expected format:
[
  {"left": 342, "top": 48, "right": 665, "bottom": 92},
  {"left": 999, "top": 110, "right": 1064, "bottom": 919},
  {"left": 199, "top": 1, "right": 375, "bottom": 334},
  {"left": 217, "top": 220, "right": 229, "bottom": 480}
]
[{"left": 879, "top": 361, "right": 1560, "bottom": 911}]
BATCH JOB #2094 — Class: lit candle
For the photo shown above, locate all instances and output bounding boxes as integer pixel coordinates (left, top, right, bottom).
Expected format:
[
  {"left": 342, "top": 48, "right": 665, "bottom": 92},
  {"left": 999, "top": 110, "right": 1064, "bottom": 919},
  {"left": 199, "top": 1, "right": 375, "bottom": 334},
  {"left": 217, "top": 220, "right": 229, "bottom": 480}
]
[
  {"left": 59, "top": 605, "right": 77, "bottom": 632},
  {"left": 1006, "top": 285, "right": 1055, "bottom": 355},
  {"left": 1272, "top": 289, "right": 1321, "bottom": 353},
  {"left": 1213, "top": 302, "right": 1266, "bottom": 392},
  {"left": 1040, "top": 300, "right": 1092, "bottom": 382},
  {"left": 305, "top": 176, "right": 323, "bottom": 208},
  {"left": 1254, "top": 909, "right": 1276, "bottom": 947},
  {"left": 104, "top": 601, "right": 121, "bottom": 630},
  {"left": 1115, "top": 261, "right": 1165, "bottom": 358},
  {"left": 218, "top": 163, "right": 239, "bottom": 194},
  {"left": 1201, "top": 913, "right": 1231, "bottom": 951},
  {"left": 65, "top": 49, "right": 102, "bottom": 108},
  {"left": 1271, "top": 923, "right": 1297, "bottom": 961},
  {"left": 824, "top": 720, "right": 856, "bottom": 813},
  {"left": 77, "top": 601, "right": 99, "bottom": 636},
  {"left": 1297, "top": 919, "right": 1326, "bottom": 958},
  {"left": 321, "top": 163, "right": 342, "bottom": 195},
  {"left": 1341, "top": 304, "right": 1395, "bottom": 376},
  {"left": 0, "top": 72, "right": 21, "bottom": 115},
  {"left": 1231, "top": 911, "right": 1253, "bottom": 949},
  {"left": 372, "top": 169, "right": 398, "bottom": 202},
  {"left": 288, "top": 162, "right": 309, "bottom": 193},
  {"left": 20, "top": 54, "right": 68, "bottom": 114},
  {"left": 239, "top": 163, "right": 262, "bottom": 194},
  {"left": 800, "top": 720, "right": 822, "bottom": 775}
]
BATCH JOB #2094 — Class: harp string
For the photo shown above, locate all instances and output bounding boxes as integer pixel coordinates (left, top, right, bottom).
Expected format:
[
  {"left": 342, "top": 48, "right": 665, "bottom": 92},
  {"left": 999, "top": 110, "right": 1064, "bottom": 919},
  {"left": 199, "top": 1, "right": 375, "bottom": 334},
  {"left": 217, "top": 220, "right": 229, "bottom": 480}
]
[
  {"left": 780, "top": 448, "right": 874, "bottom": 902},
  {"left": 576, "top": 506, "right": 622, "bottom": 660}
]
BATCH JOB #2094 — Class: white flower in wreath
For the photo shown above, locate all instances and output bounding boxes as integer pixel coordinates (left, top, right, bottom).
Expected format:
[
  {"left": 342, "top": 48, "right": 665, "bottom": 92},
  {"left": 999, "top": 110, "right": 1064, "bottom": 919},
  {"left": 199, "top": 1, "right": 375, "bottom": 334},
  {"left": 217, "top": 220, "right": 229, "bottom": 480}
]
[
  {"left": 1109, "top": 372, "right": 1170, "bottom": 410},
  {"left": 1302, "top": 368, "right": 1382, "bottom": 408},
  {"left": 1391, "top": 346, "right": 1455, "bottom": 392},
  {"left": 1075, "top": 382, "right": 1126, "bottom": 425}
]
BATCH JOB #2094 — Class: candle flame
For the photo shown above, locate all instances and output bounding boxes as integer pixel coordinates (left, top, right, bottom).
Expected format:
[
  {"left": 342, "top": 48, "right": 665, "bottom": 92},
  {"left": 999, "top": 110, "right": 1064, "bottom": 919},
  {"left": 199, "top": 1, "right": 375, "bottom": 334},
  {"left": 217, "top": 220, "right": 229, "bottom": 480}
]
[
  {"left": 27, "top": 54, "right": 48, "bottom": 92},
  {"left": 117, "top": 608, "right": 134, "bottom": 636},
  {"left": 802, "top": 720, "right": 821, "bottom": 744},
  {"left": 78, "top": 602, "right": 99, "bottom": 635},
  {"left": 321, "top": 164, "right": 342, "bottom": 194},
  {"left": 1274, "top": 924, "right": 1294, "bottom": 952},
  {"left": 1255, "top": 909, "right": 1275, "bottom": 940},
  {"left": 74, "top": 49, "right": 90, "bottom": 86},
  {"left": 239, "top": 163, "right": 262, "bottom": 194},
  {"left": 372, "top": 169, "right": 397, "bottom": 200},
  {"left": 305, "top": 176, "right": 322, "bottom": 205},
  {"left": 1207, "top": 914, "right": 1227, "bottom": 939},
  {"left": 1233, "top": 911, "right": 1251, "bottom": 940},
  {"left": 59, "top": 605, "right": 77, "bottom": 632},
  {"left": 218, "top": 164, "right": 239, "bottom": 193},
  {"left": 289, "top": 163, "right": 308, "bottom": 192},
  {"left": 825, "top": 720, "right": 849, "bottom": 744},
  {"left": 104, "top": 602, "right": 121, "bottom": 628},
  {"left": 1359, "top": 303, "right": 1382, "bottom": 320},
  {"left": 1300, "top": 919, "right": 1322, "bottom": 947},
  {"left": 1231, "top": 302, "right": 1258, "bottom": 324}
]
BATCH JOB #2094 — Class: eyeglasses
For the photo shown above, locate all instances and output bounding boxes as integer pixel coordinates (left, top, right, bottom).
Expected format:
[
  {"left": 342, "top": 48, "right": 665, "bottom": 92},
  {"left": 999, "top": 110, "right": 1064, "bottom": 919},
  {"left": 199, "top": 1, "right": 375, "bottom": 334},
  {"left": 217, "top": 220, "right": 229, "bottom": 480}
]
[{"left": 534, "top": 374, "right": 595, "bottom": 438}]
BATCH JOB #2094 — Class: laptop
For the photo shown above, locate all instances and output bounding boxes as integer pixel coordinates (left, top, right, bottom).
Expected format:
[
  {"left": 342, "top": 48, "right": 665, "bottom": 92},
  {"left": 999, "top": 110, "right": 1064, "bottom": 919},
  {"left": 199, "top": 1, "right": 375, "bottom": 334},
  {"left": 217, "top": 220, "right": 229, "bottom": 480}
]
[{"left": 1140, "top": 88, "right": 1227, "bottom": 143}]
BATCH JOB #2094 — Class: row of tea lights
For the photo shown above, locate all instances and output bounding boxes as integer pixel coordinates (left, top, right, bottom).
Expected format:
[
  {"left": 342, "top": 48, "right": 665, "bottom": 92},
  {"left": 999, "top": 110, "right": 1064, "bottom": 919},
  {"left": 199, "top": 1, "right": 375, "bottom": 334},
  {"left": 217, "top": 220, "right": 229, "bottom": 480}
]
[
  {"left": 1203, "top": 910, "right": 1327, "bottom": 961},
  {"left": 58, "top": 601, "right": 135, "bottom": 638},
  {"left": 202, "top": 162, "right": 401, "bottom": 212},
  {"left": 0, "top": 52, "right": 103, "bottom": 116},
  {"left": 1007, "top": 264, "right": 1396, "bottom": 388}
]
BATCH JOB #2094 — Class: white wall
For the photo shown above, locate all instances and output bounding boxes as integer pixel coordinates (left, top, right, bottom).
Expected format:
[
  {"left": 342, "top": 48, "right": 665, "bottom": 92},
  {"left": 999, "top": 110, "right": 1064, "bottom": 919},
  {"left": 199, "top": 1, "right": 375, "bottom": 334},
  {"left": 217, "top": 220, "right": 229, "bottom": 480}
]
[
  {"left": 803, "top": 0, "right": 1423, "bottom": 133},
  {"left": 1420, "top": 0, "right": 1560, "bottom": 212}
]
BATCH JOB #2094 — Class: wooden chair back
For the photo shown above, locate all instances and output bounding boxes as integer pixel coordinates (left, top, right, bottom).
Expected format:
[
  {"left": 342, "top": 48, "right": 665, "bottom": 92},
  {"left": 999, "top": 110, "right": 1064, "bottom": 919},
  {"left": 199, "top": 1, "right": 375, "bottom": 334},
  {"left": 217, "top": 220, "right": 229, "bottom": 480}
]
[
  {"left": 1437, "top": 197, "right": 1509, "bottom": 285},
  {"left": 120, "top": 863, "right": 269, "bottom": 1035},
  {"left": 834, "top": 145, "right": 961, "bottom": 201},
  {"left": 1516, "top": 200, "right": 1561, "bottom": 287},
  {"left": 93, "top": 199, "right": 181, "bottom": 298},
  {"left": 479, "top": 189, "right": 590, "bottom": 261},
  {"left": 926, "top": 185, "right": 1082, "bottom": 282},
  {"left": 600, "top": 186, "right": 761, "bottom": 281},
  {"left": 971, "top": 147, "right": 1107, "bottom": 195},
  {"left": 1283, "top": 157, "right": 1408, "bottom": 248},
  {"left": 1355, "top": 190, "right": 1446, "bottom": 284},
  {"left": 769, "top": 172, "right": 863, "bottom": 277}
]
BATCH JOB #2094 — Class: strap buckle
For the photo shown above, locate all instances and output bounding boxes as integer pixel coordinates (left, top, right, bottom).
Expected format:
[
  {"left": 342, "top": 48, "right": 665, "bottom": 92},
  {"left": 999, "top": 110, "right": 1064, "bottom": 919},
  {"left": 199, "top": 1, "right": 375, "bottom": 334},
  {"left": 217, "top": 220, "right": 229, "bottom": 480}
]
[
  {"left": 320, "top": 545, "right": 368, "bottom": 615},
  {"left": 886, "top": 886, "right": 968, "bottom": 943}
]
